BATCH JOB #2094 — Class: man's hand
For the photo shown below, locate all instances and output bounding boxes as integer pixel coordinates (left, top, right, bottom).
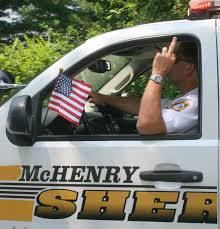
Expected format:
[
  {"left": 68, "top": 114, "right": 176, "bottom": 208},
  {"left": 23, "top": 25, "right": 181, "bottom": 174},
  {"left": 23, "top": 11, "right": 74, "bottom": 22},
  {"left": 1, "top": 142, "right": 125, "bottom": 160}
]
[
  {"left": 89, "top": 91, "right": 105, "bottom": 105},
  {"left": 152, "top": 37, "right": 177, "bottom": 78}
]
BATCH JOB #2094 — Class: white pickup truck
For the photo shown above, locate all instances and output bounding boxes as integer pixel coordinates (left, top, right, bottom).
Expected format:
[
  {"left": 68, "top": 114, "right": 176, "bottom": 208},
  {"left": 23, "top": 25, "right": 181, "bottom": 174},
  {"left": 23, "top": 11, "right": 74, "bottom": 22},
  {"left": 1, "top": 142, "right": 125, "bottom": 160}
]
[{"left": 0, "top": 0, "right": 218, "bottom": 228}]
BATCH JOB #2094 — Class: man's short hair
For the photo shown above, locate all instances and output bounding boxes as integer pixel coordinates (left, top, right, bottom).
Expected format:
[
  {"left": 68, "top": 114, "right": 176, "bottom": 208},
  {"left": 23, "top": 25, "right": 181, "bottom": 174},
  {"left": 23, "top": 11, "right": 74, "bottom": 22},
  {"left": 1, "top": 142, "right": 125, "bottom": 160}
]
[{"left": 176, "top": 41, "right": 198, "bottom": 66}]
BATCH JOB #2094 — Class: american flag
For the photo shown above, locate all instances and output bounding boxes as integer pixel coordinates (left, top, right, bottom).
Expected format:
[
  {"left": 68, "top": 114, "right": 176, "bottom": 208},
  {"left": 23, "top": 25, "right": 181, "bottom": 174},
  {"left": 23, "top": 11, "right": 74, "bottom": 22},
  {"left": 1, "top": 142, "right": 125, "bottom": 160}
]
[{"left": 48, "top": 72, "right": 92, "bottom": 125}]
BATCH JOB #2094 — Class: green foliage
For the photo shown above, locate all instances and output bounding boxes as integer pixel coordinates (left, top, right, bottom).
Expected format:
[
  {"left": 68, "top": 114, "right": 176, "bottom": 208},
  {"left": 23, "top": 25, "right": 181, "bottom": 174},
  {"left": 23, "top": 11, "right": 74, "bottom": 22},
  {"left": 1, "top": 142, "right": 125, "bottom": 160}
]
[
  {"left": 124, "top": 72, "right": 180, "bottom": 99},
  {"left": 0, "top": 0, "right": 189, "bottom": 102},
  {"left": 0, "top": 0, "right": 82, "bottom": 38},
  {"left": 0, "top": 0, "right": 188, "bottom": 39},
  {"left": 0, "top": 32, "right": 73, "bottom": 103},
  {"left": 75, "top": 0, "right": 188, "bottom": 31},
  {"left": 0, "top": 33, "right": 71, "bottom": 84}
]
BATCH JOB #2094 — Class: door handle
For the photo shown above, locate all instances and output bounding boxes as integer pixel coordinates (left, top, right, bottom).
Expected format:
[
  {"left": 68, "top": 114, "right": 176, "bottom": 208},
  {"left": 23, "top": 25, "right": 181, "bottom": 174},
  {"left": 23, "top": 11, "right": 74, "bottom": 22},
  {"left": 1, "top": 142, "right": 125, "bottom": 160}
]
[{"left": 139, "top": 170, "right": 203, "bottom": 183}]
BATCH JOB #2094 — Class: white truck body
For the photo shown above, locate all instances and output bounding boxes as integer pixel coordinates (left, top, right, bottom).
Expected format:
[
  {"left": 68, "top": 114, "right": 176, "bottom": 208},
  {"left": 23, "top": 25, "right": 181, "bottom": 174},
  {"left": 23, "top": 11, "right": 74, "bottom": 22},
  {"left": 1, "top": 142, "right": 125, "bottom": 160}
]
[{"left": 0, "top": 18, "right": 218, "bottom": 229}]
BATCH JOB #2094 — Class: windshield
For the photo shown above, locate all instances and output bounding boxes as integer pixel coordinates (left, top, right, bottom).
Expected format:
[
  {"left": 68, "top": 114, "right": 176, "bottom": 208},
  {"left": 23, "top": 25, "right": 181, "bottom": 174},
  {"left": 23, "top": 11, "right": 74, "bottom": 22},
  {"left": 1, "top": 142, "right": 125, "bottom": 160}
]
[{"left": 75, "top": 55, "right": 129, "bottom": 91}]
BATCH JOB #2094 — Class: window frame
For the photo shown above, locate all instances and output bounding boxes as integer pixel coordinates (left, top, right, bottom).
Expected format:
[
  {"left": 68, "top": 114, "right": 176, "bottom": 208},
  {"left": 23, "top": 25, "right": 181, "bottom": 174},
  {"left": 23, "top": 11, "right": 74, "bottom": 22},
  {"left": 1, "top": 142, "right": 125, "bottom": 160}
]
[{"left": 36, "top": 34, "right": 202, "bottom": 142}]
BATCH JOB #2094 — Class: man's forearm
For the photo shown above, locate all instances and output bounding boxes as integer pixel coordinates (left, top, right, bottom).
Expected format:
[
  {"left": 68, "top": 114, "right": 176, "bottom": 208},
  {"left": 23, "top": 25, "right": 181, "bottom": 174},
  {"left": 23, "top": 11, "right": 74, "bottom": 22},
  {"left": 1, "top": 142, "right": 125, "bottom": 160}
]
[
  {"left": 137, "top": 81, "right": 166, "bottom": 135},
  {"left": 101, "top": 94, "right": 141, "bottom": 115}
]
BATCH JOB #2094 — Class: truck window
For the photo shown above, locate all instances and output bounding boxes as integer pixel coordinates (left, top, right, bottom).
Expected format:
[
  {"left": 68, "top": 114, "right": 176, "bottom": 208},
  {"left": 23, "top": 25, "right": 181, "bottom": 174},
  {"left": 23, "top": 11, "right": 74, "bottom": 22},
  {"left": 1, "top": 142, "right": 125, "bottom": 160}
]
[{"left": 38, "top": 36, "right": 200, "bottom": 140}]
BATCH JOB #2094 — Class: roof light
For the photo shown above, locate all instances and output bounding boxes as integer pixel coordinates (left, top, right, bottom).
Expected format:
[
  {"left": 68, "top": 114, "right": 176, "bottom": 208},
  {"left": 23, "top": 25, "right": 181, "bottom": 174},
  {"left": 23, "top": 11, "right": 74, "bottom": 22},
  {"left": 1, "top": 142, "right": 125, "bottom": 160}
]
[
  {"left": 189, "top": 0, "right": 214, "bottom": 10},
  {"left": 188, "top": 0, "right": 220, "bottom": 20}
]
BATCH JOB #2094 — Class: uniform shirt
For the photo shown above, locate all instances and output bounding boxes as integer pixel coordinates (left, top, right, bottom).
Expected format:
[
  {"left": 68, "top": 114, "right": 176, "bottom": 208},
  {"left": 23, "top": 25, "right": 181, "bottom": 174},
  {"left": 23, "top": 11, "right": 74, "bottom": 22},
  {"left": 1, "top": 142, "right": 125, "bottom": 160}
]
[{"left": 161, "top": 88, "right": 198, "bottom": 134}]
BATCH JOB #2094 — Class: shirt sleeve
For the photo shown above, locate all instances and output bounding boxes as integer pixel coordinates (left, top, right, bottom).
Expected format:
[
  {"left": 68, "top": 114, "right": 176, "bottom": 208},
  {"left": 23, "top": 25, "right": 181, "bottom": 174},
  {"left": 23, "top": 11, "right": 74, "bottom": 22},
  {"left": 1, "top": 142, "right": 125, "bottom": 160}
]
[{"left": 162, "top": 95, "right": 198, "bottom": 134}]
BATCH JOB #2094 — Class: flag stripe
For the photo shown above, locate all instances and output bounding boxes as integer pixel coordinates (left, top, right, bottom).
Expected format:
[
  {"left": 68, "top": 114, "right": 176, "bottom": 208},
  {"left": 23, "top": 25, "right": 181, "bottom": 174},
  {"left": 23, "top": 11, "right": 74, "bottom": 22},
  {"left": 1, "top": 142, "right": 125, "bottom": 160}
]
[
  {"left": 49, "top": 100, "right": 82, "bottom": 117},
  {"left": 72, "top": 81, "right": 92, "bottom": 93},
  {"left": 72, "top": 84, "right": 91, "bottom": 95},
  {"left": 72, "top": 87, "right": 89, "bottom": 98},
  {"left": 48, "top": 100, "right": 60, "bottom": 107},
  {"left": 69, "top": 93, "right": 87, "bottom": 104},
  {"left": 51, "top": 95, "right": 84, "bottom": 111},
  {"left": 48, "top": 104, "right": 59, "bottom": 113},
  {"left": 57, "top": 112, "right": 79, "bottom": 126},
  {"left": 52, "top": 92, "right": 84, "bottom": 110},
  {"left": 49, "top": 100, "right": 82, "bottom": 124},
  {"left": 59, "top": 105, "right": 81, "bottom": 120},
  {"left": 65, "top": 95, "right": 84, "bottom": 107},
  {"left": 71, "top": 90, "right": 87, "bottom": 100},
  {"left": 73, "top": 79, "right": 92, "bottom": 88},
  {"left": 59, "top": 102, "right": 82, "bottom": 118},
  {"left": 58, "top": 108, "right": 80, "bottom": 123}
]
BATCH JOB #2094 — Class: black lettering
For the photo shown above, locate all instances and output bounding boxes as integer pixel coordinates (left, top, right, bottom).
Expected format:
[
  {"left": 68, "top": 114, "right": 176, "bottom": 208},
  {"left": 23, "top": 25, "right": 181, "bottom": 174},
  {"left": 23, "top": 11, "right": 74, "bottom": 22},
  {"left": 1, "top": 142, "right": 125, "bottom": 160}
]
[
  {"left": 69, "top": 166, "right": 85, "bottom": 182},
  {"left": 35, "top": 189, "right": 78, "bottom": 219},
  {"left": 102, "top": 166, "right": 120, "bottom": 183},
  {"left": 84, "top": 166, "right": 104, "bottom": 183},
  {"left": 19, "top": 165, "right": 42, "bottom": 181},
  {"left": 123, "top": 166, "right": 139, "bottom": 183},
  {"left": 40, "top": 170, "right": 50, "bottom": 182},
  {"left": 128, "top": 191, "right": 179, "bottom": 222},
  {"left": 78, "top": 190, "right": 130, "bottom": 220},
  {"left": 50, "top": 166, "right": 70, "bottom": 182},
  {"left": 178, "top": 192, "right": 217, "bottom": 224}
]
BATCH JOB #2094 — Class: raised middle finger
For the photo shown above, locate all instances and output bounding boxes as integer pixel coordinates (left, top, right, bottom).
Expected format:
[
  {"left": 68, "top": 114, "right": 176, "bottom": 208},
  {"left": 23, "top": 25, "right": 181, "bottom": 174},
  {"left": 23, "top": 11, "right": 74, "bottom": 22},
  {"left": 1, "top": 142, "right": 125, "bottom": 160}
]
[{"left": 167, "top": 37, "right": 177, "bottom": 55}]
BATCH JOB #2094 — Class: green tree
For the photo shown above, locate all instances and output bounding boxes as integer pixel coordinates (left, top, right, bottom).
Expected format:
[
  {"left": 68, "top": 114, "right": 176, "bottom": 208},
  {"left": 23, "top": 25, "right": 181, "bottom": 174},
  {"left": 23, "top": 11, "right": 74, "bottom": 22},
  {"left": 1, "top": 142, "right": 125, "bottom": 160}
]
[
  {"left": 0, "top": 32, "right": 72, "bottom": 103},
  {"left": 0, "top": 0, "right": 87, "bottom": 39},
  {"left": 0, "top": 0, "right": 189, "bottom": 40},
  {"left": 76, "top": 0, "right": 188, "bottom": 30},
  {"left": 0, "top": 0, "right": 189, "bottom": 102},
  {"left": 0, "top": 33, "right": 71, "bottom": 84}
]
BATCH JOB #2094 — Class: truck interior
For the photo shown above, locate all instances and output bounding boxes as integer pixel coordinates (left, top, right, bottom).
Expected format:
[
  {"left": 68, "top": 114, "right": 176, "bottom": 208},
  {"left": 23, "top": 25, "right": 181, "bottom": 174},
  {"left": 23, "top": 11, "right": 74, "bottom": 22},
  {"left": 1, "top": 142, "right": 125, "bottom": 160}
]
[{"left": 39, "top": 37, "right": 200, "bottom": 137}]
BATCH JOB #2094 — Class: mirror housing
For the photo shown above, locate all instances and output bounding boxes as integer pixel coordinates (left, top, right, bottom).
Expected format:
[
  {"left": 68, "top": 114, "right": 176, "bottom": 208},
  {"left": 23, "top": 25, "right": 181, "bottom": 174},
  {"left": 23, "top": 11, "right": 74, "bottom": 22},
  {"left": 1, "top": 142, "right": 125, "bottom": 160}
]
[
  {"left": 88, "top": 59, "right": 111, "bottom": 73},
  {"left": 0, "top": 70, "right": 15, "bottom": 84},
  {"left": 0, "top": 82, "right": 26, "bottom": 90},
  {"left": 0, "top": 70, "right": 26, "bottom": 92},
  {"left": 0, "top": 70, "right": 15, "bottom": 92},
  {"left": 6, "top": 95, "right": 34, "bottom": 146}
]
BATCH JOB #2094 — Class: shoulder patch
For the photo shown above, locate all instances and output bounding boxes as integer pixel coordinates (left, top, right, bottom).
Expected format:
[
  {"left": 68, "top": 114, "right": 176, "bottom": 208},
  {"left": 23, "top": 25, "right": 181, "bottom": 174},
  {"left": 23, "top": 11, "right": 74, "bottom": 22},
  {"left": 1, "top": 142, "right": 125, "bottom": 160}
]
[{"left": 170, "top": 99, "right": 190, "bottom": 112}]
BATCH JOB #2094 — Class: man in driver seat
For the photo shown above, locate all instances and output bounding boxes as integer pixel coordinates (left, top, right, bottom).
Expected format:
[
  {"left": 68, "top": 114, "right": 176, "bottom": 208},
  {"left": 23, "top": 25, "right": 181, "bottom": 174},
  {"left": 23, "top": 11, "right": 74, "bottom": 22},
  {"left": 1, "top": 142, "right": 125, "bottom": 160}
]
[{"left": 89, "top": 37, "right": 198, "bottom": 135}]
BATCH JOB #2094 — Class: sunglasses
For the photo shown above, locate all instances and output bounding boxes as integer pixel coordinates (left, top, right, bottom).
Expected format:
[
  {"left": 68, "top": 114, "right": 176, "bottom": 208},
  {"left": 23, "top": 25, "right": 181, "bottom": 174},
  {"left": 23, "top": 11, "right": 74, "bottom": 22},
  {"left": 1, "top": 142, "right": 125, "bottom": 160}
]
[{"left": 175, "top": 58, "right": 194, "bottom": 64}]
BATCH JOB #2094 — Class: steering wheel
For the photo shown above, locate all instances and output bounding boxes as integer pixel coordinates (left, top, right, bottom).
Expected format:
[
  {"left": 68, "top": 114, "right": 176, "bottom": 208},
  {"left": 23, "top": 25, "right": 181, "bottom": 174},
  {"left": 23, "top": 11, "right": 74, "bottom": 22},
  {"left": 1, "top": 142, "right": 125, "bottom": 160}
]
[
  {"left": 95, "top": 105, "right": 116, "bottom": 134},
  {"left": 75, "top": 108, "right": 115, "bottom": 135},
  {"left": 74, "top": 99, "right": 124, "bottom": 135},
  {"left": 80, "top": 112, "right": 94, "bottom": 134},
  {"left": 96, "top": 104, "right": 124, "bottom": 134}
]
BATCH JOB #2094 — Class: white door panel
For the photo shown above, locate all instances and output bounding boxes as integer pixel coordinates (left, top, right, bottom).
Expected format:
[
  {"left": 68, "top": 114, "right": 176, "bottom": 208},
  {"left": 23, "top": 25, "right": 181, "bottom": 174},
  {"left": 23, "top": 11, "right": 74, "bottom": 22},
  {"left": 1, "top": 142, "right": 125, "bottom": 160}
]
[{"left": 10, "top": 139, "right": 216, "bottom": 228}]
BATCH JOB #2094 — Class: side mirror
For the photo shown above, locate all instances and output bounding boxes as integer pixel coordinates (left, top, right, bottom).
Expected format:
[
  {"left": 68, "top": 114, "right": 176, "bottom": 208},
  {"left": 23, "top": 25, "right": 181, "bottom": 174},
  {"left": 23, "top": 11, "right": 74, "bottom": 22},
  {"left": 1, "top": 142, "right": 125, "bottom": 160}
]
[
  {"left": 88, "top": 59, "right": 111, "bottom": 73},
  {"left": 6, "top": 95, "right": 34, "bottom": 146},
  {"left": 0, "top": 70, "right": 15, "bottom": 84},
  {"left": 0, "top": 70, "right": 26, "bottom": 92}
]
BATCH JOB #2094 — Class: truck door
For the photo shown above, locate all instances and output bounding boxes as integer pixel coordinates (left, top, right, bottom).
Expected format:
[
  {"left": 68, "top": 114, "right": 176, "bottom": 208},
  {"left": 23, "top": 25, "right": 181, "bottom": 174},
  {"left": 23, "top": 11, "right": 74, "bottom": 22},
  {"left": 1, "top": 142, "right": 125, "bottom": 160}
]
[
  {"left": 216, "top": 19, "right": 220, "bottom": 229},
  {"left": 0, "top": 19, "right": 218, "bottom": 229}
]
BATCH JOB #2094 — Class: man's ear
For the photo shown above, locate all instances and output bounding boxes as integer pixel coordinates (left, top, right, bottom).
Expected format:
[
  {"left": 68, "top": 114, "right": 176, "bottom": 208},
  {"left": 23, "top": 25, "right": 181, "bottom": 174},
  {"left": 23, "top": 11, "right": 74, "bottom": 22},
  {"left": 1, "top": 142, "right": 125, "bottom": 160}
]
[{"left": 185, "top": 62, "right": 195, "bottom": 76}]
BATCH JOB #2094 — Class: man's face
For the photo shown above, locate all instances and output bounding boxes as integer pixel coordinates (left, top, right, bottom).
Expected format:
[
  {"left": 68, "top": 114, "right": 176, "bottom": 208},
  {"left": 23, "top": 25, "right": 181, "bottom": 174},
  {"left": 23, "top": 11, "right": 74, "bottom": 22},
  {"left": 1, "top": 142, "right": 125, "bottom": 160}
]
[{"left": 168, "top": 60, "right": 188, "bottom": 83}]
